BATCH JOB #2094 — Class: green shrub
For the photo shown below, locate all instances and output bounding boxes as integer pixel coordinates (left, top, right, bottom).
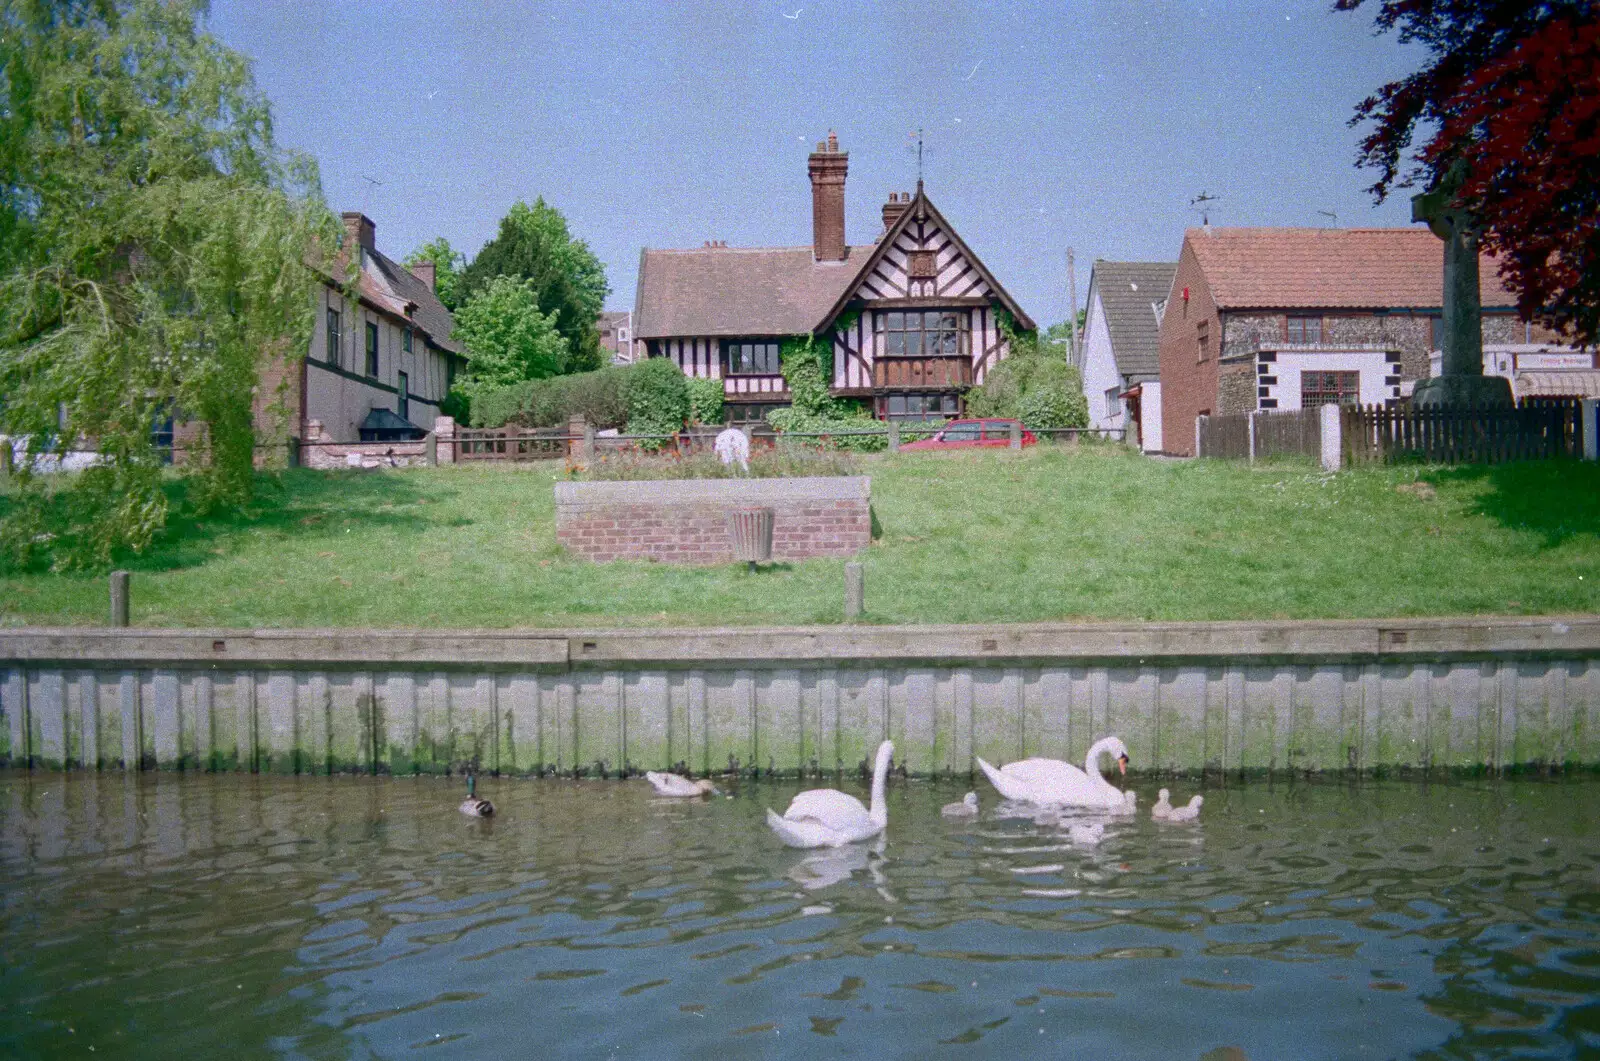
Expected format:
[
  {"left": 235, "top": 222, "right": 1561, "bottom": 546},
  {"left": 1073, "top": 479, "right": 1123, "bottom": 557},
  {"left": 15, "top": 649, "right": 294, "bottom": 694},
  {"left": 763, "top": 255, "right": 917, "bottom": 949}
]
[
  {"left": 470, "top": 363, "right": 634, "bottom": 429},
  {"left": 624, "top": 355, "right": 691, "bottom": 440},
  {"left": 766, "top": 407, "right": 887, "bottom": 452},
  {"left": 580, "top": 446, "right": 859, "bottom": 480},
  {"left": 687, "top": 376, "right": 725, "bottom": 425},
  {"left": 966, "top": 327, "right": 1089, "bottom": 429}
]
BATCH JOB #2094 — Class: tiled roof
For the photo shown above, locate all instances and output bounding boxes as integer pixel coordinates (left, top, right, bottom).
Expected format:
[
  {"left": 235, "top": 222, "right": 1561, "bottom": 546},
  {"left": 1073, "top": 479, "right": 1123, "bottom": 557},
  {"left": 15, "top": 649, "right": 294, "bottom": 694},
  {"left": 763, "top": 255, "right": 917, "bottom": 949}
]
[
  {"left": 1092, "top": 261, "right": 1176, "bottom": 380},
  {"left": 1184, "top": 227, "right": 1518, "bottom": 311},
  {"left": 362, "top": 248, "right": 462, "bottom": 355},
  {"left": 633, "top": 245, "right": 865, "bottom": 339}
]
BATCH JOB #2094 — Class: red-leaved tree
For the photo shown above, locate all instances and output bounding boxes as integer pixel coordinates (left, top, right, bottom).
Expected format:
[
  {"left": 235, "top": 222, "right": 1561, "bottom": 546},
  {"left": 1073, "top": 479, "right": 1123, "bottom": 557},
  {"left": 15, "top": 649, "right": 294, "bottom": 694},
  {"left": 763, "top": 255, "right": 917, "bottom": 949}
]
[{"left": 1340, "top": 0, "right": 1600, "bottom": 347}]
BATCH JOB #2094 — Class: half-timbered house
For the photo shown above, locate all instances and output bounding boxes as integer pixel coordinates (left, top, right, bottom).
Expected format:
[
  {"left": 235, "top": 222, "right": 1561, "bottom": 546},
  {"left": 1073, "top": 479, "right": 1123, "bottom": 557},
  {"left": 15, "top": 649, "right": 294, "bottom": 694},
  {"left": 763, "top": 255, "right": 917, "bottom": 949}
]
[{"left": 632, "top": 133, "right": 1032, "bottom": 423}]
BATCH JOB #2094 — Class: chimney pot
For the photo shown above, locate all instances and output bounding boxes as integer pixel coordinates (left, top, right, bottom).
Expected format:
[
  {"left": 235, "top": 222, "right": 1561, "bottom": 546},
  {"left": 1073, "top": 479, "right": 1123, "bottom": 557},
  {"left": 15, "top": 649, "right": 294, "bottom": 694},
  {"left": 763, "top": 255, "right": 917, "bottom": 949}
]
[{"left": 827, "top": 130, "right": 838, "bottom": 151}]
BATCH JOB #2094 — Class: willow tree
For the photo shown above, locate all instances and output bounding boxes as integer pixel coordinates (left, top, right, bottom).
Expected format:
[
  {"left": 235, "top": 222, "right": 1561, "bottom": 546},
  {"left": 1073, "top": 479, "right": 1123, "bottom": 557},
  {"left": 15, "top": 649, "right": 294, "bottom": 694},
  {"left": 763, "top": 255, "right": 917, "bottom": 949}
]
[{"left": 0, "top": 0, "right": 332, "bottom": 570}]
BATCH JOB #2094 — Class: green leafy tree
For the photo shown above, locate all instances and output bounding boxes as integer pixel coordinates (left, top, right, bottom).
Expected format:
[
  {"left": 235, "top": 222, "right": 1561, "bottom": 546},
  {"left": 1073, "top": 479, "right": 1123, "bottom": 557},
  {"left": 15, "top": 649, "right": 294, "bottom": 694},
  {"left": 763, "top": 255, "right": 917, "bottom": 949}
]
[
  {"left": 452, "top": 276, "right": 569, "bottom": 396},
  {"left": 458, "top": 199, "right": 609, "bottom": 373},
  {"left": 967, "top": 326, "right": 1090, "bottom": 429},
  {"left": 402, "top": 237, "right": 464, "bottom": 310},
  {"left": 0, "top": 0, "right": 331, "bottom": 570}
]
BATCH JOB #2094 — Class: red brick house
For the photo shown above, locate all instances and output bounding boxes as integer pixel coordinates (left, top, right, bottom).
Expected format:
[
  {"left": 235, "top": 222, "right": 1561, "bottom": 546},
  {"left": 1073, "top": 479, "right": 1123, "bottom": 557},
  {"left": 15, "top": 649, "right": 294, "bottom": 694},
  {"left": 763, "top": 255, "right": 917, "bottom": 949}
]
[
  {"left": 1156, "top": 227, "right": 1584, "bottom": 456},
  {"left": 632, "top": 132, "right": 1033, "bottom": 424}
]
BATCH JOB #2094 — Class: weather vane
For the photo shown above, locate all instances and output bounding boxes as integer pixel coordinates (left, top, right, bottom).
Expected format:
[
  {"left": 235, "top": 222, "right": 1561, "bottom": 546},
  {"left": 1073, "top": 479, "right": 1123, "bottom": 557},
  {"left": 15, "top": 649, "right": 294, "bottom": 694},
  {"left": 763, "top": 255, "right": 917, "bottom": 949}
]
[{"left": 907, "top": 128, "right": 930, "bottom": 188}]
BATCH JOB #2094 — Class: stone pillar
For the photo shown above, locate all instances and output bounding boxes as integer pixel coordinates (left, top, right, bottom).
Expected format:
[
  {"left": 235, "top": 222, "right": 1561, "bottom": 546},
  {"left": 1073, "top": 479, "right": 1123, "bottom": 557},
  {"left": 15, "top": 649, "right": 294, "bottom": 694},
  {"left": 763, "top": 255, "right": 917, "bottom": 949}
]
[
  {"left": 1319, "top": 402, "right": 1343, "bottom": 472},
  {"left": 1195, "top": 414, "right": 1207, "bottom": 458},
  {"left": 1009, "top": 422, "right": 1021, "bottom": 449},
  {"left": 432, "top": 416, "right": 456, "bottom": 464},
  {"left": 887, "top": 421, "right": 900, "bottom": 452},
  {"left": 1411, "top": 171, "right": 1513, "bottom": 408},
  {"left": 568, "top": 414, "right": 590, "bottom": 462},
  {"left": 1247, "top": 411, "right": 1258, "bottom": 463}
]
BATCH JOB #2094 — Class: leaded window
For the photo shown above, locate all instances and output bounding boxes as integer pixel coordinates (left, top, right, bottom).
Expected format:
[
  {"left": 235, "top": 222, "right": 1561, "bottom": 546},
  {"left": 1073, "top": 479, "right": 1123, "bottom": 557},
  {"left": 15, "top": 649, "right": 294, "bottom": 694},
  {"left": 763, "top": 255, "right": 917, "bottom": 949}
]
[
  {"left": 720, "top": 339, "right": 781, "bottom": 375},
  {"left": 876, "top": 310, "right": 964, "bottom": 357},
  {"left": 1300, "top": 370, "right": 1360, "bottom": 407},
  {"left": 1287, "top": 315, "right": 1323, "bottom": 344},
  {"left": 883, "top": 392, "right": 960, "bottom": 422}
]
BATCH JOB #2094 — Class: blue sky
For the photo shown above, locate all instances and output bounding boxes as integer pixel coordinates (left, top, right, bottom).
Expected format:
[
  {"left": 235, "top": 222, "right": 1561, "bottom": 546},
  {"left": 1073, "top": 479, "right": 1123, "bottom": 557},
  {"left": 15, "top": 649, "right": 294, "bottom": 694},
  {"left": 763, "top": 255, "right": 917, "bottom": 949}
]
[{"left": 210, "top": 0, "right": 1426, "bottom": 327}]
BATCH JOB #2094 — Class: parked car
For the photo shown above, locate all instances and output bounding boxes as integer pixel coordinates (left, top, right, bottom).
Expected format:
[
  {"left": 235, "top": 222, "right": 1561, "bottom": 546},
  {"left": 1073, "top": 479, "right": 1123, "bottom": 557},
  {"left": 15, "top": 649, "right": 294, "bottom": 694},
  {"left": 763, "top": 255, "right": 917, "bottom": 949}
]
[{"left": 898, "top": 418, "right": 1037, "bottom": 450}]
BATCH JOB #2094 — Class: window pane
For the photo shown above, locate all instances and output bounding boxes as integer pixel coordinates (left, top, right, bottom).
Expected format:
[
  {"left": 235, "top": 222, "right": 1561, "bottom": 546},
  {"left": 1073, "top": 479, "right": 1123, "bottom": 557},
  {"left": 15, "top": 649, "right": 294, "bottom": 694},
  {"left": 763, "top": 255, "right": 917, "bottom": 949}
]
[
  {"left": 941, "top": 312, "right": 959, "bottom": 330},
  {"left": 941, "top": 332, "right": 958, "bottom": 355},
  {"left": 886, "top": 312, "right": 903, "bottom": 330},
  {"left": 941, "top": 394, "right": 959, "bottom": 413},
  {"left": 886, "top": 332, "right": 905, "bottom": 355},
  {"left": 888, "top": 395, "right": 906, "bottom": 414}
]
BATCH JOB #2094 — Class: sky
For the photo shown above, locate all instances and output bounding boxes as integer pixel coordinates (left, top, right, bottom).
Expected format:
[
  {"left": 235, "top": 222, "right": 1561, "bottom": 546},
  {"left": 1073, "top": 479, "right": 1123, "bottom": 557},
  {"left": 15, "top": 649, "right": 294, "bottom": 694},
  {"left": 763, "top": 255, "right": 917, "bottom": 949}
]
[{"left": 208, "top": 0, "right": 1428, "bottom": 327}]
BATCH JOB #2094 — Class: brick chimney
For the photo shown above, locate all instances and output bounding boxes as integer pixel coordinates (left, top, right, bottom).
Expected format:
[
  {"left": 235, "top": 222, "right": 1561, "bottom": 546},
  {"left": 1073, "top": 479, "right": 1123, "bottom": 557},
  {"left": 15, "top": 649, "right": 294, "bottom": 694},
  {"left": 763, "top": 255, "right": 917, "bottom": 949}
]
[
  {"left": 882, "top": 191, "right": 912, "bottom": 231},
  {"left": 341, "top": 211, "right": 376, "bottom": 256},
  {"left": 409, "top": 259, "right": 436, "bottom": 291},
  {"left": 807, "top": 131, "right": 848, "bottom": 262}
]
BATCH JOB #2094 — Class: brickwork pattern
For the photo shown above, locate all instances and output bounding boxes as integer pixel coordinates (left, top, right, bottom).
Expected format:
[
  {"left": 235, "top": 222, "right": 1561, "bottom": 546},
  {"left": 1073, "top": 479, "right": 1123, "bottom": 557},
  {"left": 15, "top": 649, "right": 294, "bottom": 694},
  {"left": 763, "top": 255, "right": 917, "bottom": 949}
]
[{"left": 556, "top": 478, "right": 871, "bottom": 565}]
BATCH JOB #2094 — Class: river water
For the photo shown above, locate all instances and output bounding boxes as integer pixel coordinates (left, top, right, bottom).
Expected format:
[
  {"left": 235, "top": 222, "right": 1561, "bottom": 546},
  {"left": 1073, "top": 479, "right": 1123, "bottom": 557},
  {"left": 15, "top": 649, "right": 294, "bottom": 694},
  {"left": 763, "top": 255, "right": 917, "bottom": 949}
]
[{"left": 3, "top": 771, "right": 1598, "bottom": 1059}]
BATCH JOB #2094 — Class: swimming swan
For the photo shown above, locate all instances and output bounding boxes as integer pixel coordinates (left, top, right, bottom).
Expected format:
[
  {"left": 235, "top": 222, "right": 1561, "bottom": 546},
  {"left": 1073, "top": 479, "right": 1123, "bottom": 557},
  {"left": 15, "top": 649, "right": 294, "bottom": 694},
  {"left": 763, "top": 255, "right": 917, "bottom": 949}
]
[
  {"left": 1151, "top": 788, "right": 1173, "bottom": 820},
  {"left": 976, "top": 736, "right": 1131, "bottom": 808},
  {"left": 767, "top": 740, "right": 893, "bottom": 848},
  {"left": 1166, "top": 795, "right": 1203, "bottom": 822},
  {"left": 942, "top": 792, "right": 979, "bottom": 818},
  {"left": 645, "top": 771, "right": 719, "bottom": 797},
  {"left": 458, "top": 775, "right": 493, "bottom": 818}
]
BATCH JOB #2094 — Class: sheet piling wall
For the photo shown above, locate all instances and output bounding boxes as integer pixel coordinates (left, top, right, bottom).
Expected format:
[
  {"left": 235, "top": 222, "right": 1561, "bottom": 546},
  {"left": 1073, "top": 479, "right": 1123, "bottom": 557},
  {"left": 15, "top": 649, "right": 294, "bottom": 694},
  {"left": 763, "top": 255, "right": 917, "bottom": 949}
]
[{"left": 2, "top": 618, "right": 1597, "bottom": 777}]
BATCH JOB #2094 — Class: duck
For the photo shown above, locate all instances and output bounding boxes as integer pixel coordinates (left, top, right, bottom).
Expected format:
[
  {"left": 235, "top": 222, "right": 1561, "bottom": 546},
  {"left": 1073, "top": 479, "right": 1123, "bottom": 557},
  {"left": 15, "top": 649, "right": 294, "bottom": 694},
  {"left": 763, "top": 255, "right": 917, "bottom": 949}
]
[
  {"left": 645, "top": 771, "right": 719, "bottom": 797},
  {"left": 458, "top": 775, "right": 493, "bottom": 818},
  {"left": 767, "top": 740, "right": 893, "bottom": 849},
  {"left": 1167, "top": 795, "right": 1204, "bottom": 822},
  {"left": 941, "top": 792, "right": 979, "bottom": 818},
  {"left": 1151, "top": 788, "right": 1173, "bottom": 820},
  {"left": 976, "top": 736, "right": 1131, "bottom": 808},
  {"left": 1067, "top": 822, "right": 1105, "bottom": 845}
]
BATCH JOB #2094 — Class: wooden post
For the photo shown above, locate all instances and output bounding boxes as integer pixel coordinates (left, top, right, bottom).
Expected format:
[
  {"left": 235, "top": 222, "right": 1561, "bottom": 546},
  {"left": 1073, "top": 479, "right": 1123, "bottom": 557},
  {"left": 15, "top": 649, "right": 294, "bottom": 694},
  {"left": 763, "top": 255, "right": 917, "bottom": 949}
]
[
  {"left": 844, "top": 562, "right": 864, "bottom": 620},
  {"left": 1247, "top": 411, "right": 1258, "bottom": 462},
  {"left": 1009, "top": 422, "right": 1021, "bottom": 450},
  {"left": 1584, "top": 399, "right": 1599, "bottom": 461},
  {"left": 0, "top": 441, "right": 12, "bottom": 478},
  {"left": 109, "top": 571, "right": 130, "bottom": 628},
  {"left": 425, "top": 432, "right": 437, "bottom": 466},
  {"left": 887, "top": 421, "right": 900, "bottom": 451}
]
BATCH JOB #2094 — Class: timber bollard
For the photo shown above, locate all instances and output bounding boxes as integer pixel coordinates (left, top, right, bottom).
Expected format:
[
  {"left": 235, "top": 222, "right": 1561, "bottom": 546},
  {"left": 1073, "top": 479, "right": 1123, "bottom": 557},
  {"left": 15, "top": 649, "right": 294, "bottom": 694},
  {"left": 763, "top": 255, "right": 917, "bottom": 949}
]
[
  {"left": 1009, "top": 422, "right": 1021, "bottom": 450},
  {"left": 1585, "top": 399, "right": 1598, "bottom": 461},
  {"left": 425, "top": 432, "right": 438, "bottom": 466},
  {"left": 887, "top": 422, "right": 900, "bottom": 452},
  {"left": 109, "top": 571, "right": 130, "bottom": 628},
  {"left": 844, "top": 562, "right": 864, "bottom": 619}
]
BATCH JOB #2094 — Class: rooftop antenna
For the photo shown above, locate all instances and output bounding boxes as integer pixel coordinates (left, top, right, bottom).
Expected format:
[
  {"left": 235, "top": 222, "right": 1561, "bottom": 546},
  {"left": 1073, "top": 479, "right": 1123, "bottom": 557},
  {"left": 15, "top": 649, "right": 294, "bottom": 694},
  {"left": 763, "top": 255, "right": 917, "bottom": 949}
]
[
  {"left": 1317, "top": 209, "right": 1338, "bottom": 228},
  {"left": 358, "top": 174, "right": 384, "bottom": 217},
  {"left": 1190, "top": 190, "right": 1220, "bottom": 226}
]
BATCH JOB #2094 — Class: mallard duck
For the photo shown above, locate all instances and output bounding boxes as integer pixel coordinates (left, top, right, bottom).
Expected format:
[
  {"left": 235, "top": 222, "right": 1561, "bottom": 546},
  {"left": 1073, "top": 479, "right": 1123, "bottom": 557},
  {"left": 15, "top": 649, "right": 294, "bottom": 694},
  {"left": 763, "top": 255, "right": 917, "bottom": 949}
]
[
  {"left": 941, "top": 792, "right": 979, "bottom": 818},
  {"left": 459, "top": 775, "right": 493, "bottom": 817}
]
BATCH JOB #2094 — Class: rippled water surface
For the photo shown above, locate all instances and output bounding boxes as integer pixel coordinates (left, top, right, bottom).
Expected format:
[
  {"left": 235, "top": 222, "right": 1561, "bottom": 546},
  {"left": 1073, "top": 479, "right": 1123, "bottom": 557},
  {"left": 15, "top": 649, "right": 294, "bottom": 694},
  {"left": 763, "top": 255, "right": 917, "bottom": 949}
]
[{"left": 4, "top": 772, "right": 1600, "bottom": 1059}]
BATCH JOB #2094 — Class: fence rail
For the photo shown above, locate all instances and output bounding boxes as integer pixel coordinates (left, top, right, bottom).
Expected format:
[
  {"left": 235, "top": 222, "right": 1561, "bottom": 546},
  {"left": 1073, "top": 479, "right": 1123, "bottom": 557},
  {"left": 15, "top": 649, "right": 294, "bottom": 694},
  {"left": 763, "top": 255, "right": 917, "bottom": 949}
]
[{"left": 1343, "top": 399, "right": 1583, "bottom": 465}]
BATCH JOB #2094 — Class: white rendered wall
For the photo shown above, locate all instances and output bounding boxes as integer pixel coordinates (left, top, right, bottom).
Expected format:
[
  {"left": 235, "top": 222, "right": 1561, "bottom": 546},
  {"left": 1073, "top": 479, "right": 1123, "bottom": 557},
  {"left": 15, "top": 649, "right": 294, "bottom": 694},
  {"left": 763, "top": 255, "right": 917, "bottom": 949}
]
[
  {"left": 1142, "top": 380, "right": 1163, "bottom": 452},
  {"left": 1268, "top": 351, "right": 1391, "bottom": 410},
  {"left": 1080, "top": 289, "right": 1124, "bottom": 431}
]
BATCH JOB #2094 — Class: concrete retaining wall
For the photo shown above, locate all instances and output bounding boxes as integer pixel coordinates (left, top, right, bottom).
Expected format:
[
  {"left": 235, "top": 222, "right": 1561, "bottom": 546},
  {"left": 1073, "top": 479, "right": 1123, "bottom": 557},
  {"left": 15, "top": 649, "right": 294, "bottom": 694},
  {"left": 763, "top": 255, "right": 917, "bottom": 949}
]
[
  {"left": 2, "top": 617, "right": 1597, "bottom": 777},
  {"left": 554, "top": 476, "right": 871, "bottom": 564}
]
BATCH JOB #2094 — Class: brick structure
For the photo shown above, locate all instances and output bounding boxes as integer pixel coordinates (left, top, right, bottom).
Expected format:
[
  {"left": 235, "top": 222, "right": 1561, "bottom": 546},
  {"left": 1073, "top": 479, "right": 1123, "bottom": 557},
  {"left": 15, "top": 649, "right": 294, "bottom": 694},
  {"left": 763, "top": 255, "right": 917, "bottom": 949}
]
[
  {"left": 555, "top": 477, "right": 871, "bottom": 565},
  {"left": 1157, "top": 227, "right": 1584, "bottom": 455}
]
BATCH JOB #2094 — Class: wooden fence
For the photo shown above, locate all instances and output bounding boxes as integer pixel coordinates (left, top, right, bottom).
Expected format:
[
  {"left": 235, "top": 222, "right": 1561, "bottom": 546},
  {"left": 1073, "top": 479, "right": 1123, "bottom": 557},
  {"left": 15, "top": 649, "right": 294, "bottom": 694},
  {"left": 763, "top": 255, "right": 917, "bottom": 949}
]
[
  {"left": 1256, "top": 408, "right": 1323, "bottom": 460},
  {"left": 1342, "top": 399, "right": 1584, "bottom": 465}
]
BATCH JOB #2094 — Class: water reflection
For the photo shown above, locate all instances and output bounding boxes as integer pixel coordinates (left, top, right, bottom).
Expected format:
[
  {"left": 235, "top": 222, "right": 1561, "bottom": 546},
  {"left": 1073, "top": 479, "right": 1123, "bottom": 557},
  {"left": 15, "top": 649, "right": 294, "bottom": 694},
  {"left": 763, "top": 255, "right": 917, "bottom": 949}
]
[{"left": 3, "top": 773, "right": 1599, "bottom": 1059}]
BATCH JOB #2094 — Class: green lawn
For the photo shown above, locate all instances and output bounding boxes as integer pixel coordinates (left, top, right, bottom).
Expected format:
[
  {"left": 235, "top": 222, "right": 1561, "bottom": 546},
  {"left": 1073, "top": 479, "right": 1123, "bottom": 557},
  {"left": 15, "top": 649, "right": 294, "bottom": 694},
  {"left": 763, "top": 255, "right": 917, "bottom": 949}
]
[{"left": 3, "top": 445, "right": 1597, "bottom": 627}]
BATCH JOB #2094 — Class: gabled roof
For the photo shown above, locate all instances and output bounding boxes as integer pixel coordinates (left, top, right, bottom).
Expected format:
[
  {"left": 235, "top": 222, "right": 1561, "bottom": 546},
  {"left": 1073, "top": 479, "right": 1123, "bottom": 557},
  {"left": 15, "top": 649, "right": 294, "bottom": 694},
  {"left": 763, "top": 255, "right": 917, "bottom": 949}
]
[
  {"left": 633, "top": 245, "right": 863, "bottom": 339},
  {"left": 1090, "top": 261, "right": 1176, "bottom": 381},
  {"left": 1184, "top": 227, "right": 1518, "bottom": 311},
  {"left": 819, "top": 185, "right": 1034, "bottom": 330},
  {"left": 633, "top": 185, "right": 1030, "bottom": 339},
  {"left": 361, "top": 248, "right": 462, "bottom": 355}
]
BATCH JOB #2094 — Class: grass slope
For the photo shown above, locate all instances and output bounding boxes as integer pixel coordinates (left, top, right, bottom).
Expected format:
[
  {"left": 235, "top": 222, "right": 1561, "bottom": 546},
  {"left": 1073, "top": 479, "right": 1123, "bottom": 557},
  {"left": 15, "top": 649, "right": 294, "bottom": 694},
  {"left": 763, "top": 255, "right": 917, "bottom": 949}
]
[{"left": 2, "top": 446, "right": 1596, "bottom": 627}]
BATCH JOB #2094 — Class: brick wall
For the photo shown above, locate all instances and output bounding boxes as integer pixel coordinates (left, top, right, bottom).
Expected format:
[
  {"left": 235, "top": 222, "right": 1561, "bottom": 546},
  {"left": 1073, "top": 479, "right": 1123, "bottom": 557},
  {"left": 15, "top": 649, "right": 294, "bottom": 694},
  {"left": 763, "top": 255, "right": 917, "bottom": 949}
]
[
  {"left": 555, "top": 477, "right": 871, "bottom": 565},
  {"left": 1157, "top": 239, "right": 1223, "bottom": 455}
]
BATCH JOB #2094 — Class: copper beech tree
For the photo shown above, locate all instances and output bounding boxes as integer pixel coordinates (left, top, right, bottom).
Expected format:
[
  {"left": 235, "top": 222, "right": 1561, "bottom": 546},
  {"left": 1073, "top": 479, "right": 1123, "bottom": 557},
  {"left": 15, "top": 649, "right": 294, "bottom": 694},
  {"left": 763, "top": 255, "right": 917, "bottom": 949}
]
[{"left": 1340, "top": 0, "right": 1600, "bottom": 347}]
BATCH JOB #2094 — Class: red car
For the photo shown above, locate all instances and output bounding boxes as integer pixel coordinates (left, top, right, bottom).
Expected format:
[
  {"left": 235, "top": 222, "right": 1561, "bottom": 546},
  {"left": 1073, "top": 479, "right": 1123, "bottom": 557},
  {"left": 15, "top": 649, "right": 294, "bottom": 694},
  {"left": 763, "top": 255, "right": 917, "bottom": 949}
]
[{"left": 899, "top": 418, "right": 1037, "bottom": 450}]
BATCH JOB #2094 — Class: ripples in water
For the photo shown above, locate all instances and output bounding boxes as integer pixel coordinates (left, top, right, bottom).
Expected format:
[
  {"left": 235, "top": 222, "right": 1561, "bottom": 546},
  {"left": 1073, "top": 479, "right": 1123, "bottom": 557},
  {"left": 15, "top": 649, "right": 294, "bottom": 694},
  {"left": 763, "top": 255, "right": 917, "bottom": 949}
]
[{"left": 3, "top": 772, "right": 1600, "bottom": 1059}]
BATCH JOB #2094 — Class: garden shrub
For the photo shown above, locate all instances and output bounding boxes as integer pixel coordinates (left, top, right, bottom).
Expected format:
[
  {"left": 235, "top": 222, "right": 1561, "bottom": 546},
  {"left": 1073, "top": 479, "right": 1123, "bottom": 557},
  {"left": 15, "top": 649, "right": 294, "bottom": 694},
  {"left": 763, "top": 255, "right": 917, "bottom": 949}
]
[
  {"left": 966, "top": 325, "right": 1089, "bottom": 429},
  {"left": 470, "top": 363, "right": 634, "bottom": 429},
  {"left": 687, "top": 376, "right": 725, "bottom": 425},
  {"left": 624, "top": 355, "right": 691, "bottom": 440}
]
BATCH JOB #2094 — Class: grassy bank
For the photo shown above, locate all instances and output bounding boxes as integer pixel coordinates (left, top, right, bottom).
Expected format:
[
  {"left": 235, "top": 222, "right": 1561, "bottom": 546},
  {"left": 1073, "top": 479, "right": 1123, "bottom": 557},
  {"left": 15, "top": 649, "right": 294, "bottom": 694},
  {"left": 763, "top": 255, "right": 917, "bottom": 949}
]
[{"left": 2, "top": 446, "right": 1597, "bottom": 627}]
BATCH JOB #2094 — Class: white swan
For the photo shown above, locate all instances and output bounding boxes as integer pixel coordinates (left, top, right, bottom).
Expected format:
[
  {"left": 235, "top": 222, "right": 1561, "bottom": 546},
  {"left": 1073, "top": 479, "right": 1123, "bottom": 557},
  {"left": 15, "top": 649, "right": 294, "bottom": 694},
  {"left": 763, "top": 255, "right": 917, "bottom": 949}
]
[
  {"left": 1166, "top": 795, "right": 1203, "bottom": 822},
  {"left": 767, "top": 740, "right": 893, "bottom": 848},
  {"left": 645, "top": 771, "right": 718, "bottom": 797},
  {"left": 941, "top": 792, "right": 979, "bottom": 818},
  {"left": 1151, "top": 788, "right": 1172, "bottom": 820},
  {"left": 976, "top": 736, "right": 1131, "bottom": 808}
]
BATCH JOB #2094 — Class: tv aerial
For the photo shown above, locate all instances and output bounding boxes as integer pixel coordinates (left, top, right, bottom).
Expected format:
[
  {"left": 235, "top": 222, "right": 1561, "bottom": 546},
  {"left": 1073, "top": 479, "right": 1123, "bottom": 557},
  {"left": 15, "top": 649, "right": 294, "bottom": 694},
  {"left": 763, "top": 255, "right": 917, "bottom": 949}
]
[
  {"left": 1317, "top": 209, "right": 1338, "bottom": 227},
  {"left": 1189, "top": 190, "right": 1220, "bottom": 225}
]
